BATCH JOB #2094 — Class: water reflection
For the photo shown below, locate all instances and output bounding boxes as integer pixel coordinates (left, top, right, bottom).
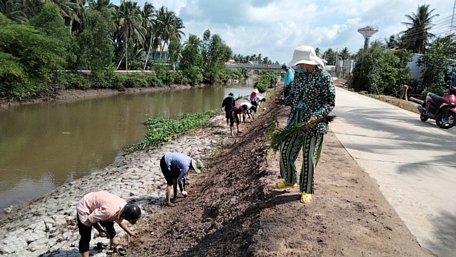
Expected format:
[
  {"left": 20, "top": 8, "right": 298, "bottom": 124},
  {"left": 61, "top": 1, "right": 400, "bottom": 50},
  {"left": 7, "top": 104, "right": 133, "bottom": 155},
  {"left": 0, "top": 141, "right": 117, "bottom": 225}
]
[{"left": 0, "top": 84, "right": 253, "bottom": 210}]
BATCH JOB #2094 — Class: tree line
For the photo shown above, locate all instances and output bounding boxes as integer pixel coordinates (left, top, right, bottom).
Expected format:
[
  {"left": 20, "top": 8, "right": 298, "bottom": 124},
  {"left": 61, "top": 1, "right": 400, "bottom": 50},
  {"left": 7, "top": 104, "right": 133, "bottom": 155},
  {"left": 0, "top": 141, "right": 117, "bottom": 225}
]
[
  {"left": 347, "top": 4, "right": 455, "bottom": 98},
  {"left": 1, "top": 1, "right": 272, "bottom": 99}
]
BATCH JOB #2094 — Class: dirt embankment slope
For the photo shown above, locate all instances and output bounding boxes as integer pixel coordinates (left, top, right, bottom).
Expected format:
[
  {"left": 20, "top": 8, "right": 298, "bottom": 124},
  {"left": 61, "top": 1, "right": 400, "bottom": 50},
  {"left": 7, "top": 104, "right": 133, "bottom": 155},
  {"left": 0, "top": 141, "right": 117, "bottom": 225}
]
[{"left": 129, "top": 94, "right": 434, "bottom": 257}]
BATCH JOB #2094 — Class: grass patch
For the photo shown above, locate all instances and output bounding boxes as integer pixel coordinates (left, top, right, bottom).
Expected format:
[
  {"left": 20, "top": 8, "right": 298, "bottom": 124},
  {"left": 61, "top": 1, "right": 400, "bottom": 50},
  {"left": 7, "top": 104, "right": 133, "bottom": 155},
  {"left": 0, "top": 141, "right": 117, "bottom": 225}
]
[
  {"left": 126, "top": 110, "right": 218, "bottom": 153},
  {"left": 364, "top": 94, "right": 420, "bottom": 114}
]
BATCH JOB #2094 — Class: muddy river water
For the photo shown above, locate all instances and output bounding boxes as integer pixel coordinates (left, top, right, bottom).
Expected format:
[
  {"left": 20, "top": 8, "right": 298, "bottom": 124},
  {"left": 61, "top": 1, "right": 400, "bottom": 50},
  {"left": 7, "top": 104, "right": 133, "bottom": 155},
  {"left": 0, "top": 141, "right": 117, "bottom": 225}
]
[{"left": 0, "top": 85, "right": 253, "bottom": 211}]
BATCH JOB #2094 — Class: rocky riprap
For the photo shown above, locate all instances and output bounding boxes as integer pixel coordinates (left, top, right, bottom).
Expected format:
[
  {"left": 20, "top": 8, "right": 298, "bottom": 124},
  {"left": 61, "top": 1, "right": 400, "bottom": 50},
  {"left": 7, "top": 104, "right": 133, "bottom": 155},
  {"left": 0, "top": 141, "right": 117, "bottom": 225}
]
[{"left": 0, "top": 115, "right": 229, "bottom": 257}]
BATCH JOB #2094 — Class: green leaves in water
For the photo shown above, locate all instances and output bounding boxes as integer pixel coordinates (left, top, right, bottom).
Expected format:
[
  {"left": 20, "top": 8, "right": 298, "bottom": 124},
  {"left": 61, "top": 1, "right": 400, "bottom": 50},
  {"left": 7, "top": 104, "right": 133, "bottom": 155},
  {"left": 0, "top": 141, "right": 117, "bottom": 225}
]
[{"left": 127, "top": 110, "right": 218, "bottom": 153}]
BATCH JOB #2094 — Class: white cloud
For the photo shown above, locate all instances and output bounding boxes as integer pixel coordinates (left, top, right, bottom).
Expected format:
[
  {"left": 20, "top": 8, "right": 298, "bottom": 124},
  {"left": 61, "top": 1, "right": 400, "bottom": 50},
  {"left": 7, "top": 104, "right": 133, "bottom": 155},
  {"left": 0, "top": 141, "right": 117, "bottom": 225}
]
[{"left": 114, "top": 0, "right": 454, "bottom": 64}]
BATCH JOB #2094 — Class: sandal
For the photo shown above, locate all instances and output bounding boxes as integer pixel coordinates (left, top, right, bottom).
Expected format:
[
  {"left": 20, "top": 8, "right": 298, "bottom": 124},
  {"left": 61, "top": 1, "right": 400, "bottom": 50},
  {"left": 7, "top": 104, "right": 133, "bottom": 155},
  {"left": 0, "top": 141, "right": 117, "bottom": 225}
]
[
  {"left": 116, "top": 245, "right": 127, "bottom": 256},
  {"left": 300, "top": 193, "right": 313, "bottom": 204},
  {"left": 276, "top": 180, "right": 298, "bottom": 189}
]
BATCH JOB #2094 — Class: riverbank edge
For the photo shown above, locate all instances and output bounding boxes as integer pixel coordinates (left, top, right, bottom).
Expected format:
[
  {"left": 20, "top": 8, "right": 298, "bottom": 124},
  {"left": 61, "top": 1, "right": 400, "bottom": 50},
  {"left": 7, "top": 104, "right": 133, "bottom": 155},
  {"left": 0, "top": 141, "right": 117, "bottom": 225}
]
[
  {"left": 0, "top": 82, "right": 226, "bottom": 216},
  {"left": 0, "top": 109, "right": 232, "bottom": 255},
  {"left": 0, "top": 84, "right": 205, "bottom": 110}
]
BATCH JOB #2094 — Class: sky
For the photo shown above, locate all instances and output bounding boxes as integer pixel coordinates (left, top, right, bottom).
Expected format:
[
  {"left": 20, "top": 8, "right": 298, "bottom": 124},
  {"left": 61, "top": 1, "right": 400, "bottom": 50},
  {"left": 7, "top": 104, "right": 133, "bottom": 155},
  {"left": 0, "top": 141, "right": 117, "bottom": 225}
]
[{"left": 113, "top": 0, "right": 454, "bottom": 64}]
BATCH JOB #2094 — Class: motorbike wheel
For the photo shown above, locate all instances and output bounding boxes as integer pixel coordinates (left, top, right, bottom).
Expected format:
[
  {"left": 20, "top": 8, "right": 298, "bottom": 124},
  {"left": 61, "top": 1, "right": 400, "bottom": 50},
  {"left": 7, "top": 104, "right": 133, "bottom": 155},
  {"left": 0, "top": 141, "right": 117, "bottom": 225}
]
[
  {"left": 436, "top": 109, "right": 456, "bottom": 129},
  {"left": 420, "top": 114, "right": 429, "bottom": 122}
]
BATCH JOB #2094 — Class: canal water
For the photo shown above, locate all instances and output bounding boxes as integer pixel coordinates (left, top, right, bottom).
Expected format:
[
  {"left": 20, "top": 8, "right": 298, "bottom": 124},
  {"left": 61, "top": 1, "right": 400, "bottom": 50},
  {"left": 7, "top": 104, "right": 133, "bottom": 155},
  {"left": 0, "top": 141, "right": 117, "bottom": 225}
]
[{"left": 0, "top": 84, "right": 253, "bottom": 211}]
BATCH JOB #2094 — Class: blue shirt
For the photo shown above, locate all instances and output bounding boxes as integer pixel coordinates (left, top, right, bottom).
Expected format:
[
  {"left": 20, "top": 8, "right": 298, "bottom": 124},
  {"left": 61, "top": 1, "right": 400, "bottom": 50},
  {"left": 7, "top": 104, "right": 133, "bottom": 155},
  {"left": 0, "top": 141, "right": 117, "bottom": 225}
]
[
  {"left": 284, "top": 68, "right": 295, "bottom": 87},
  {"left": 164, "top": 152, "right": 192, "bottom": 187},
  {"left": 452, "top": 69, "right": 456, "bottom": 87}
]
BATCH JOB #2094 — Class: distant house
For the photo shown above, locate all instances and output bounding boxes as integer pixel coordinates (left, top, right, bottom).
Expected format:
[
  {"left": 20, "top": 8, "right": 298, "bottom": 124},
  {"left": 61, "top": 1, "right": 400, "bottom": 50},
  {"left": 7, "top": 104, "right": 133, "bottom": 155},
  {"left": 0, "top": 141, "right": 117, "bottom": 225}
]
[{"left": 226, "top": 59, "right": 236, "bottom": 65}]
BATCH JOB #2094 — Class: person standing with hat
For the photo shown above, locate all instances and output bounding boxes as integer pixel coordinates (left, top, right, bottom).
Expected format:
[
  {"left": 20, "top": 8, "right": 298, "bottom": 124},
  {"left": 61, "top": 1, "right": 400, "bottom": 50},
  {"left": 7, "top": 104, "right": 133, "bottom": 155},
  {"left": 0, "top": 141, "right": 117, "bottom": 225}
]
[
  {"left": 275, "top": 45, "right": 335, "bottom": 204},
  {"left": 282, "top": 64, "right": 295, "bottom": 97},
  {"left": 160, "top": 152, "right": 203, "bottom": 206},
  {"left": 221, "top": 92, "right": 236, "bottom": 125}
]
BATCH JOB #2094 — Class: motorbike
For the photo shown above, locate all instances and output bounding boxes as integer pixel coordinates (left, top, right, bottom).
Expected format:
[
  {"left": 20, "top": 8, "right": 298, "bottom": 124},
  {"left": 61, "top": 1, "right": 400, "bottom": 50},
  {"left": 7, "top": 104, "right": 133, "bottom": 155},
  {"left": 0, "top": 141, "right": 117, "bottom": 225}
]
[{"left": 417, "top": 86, "right": 456, "bottom": 129}]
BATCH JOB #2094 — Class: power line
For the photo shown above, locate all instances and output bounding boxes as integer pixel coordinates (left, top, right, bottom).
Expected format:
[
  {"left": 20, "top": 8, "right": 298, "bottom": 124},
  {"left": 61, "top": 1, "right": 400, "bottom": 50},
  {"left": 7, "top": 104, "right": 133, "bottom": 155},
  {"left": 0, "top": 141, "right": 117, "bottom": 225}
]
[{"left": 452, "top": 0, "right": 456, "bottom": 34}]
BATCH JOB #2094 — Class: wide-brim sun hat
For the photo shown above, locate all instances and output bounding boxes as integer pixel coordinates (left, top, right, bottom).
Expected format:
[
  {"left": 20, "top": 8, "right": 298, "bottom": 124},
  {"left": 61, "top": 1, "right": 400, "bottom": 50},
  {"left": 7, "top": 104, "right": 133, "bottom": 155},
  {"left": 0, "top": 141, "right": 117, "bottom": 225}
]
[
  {"left": 191, "top": 159, "right": 203, "bottom": 173},
  {"left": 288, "top": 45, "right": 324, "bottom": 67}
]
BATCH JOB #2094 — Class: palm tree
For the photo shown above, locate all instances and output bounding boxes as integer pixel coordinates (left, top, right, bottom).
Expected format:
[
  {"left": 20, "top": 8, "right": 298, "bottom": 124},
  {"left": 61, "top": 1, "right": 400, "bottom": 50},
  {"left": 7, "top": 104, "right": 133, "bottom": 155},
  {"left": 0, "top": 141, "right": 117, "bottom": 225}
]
[
  {"left": 141, "top": 2, "right": 156, "bottom": 69},
  {"left": 385, "top": 34, "right": 398, "bottom": 49},
  {"left": 49, "top": 0, "right": 78, "bottom": 30},
  {"left": 116, "top": 0, "right": 144, "bottom": 70},
  {"left": 338, "top": 47, "right": 351, "bottom": 60},
  {"left": 0, "top": 0, "right": 27, "bottom": 23},
  {"left": 155, "top": 6, "right": 185, "bottom": 61},
  {"left": 4, "top": 0, "right": 42, "bottom": 21},
  {"left": 401, "top": 4, "right": 437, "bottom": 54},
  {"left": 88, "top": 0, "right": 115, "bottom": 11}
]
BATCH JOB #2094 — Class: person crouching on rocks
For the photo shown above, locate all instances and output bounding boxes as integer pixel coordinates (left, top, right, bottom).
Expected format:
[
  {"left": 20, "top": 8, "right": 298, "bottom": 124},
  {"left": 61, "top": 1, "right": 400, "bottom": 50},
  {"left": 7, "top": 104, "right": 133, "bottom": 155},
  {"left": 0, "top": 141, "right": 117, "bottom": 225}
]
[
  {"left": 241, "top": 102, "right": 257, "bottom": 122},
  {"left": 160, "top": 152, "right": 203, "bottom": 206},
  {"left": 77, "top": 191, "right": 141, "bottom": 257},
  {"left": 229, "top": 104, "right": 244, "bottom": 137}
]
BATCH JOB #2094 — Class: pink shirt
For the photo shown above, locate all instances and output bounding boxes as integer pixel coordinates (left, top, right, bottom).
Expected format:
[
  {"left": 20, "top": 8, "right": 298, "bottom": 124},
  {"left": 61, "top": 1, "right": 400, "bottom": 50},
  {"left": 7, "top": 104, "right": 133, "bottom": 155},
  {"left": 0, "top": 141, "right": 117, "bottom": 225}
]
[{"left": 77, "top": 191, "right": 127, "bottom": 226}]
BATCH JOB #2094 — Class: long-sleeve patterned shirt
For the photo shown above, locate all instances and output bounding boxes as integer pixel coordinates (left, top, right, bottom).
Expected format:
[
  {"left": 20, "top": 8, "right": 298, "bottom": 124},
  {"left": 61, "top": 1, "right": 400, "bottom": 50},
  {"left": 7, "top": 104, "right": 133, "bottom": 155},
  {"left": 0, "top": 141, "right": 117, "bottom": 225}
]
[{"left": 280, "top": 67, "right": 335, "bottom": 136}]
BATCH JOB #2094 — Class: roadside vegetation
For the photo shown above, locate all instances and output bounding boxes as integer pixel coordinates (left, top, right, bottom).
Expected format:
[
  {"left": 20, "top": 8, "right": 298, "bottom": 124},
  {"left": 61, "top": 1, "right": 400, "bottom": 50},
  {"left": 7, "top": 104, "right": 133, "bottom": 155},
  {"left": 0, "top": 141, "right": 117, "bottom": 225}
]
[{"left": 349, "top": 4, "right": 456, "bottom": 100}]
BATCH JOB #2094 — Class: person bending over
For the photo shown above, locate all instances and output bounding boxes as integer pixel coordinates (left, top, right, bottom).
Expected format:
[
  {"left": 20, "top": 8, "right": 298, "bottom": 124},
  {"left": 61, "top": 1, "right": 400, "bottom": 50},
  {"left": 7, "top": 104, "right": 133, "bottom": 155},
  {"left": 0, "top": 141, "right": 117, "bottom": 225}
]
[
  {"left": 229, "top": 104, "right": 244, "bottom": 137},
  {"left": 160, "top": 151, "right": 203, "bottom": 206},
  {"left": 77, "top": 191, "right": 141, "bottom": 257}
]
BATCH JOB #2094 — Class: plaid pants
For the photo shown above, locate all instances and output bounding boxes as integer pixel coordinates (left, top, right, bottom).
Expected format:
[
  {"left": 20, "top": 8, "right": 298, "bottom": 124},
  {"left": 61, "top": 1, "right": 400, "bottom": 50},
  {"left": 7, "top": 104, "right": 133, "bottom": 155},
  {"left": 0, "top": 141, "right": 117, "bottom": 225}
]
[{"left": 279, "top": 133, "right": 324, "bottom": 193}]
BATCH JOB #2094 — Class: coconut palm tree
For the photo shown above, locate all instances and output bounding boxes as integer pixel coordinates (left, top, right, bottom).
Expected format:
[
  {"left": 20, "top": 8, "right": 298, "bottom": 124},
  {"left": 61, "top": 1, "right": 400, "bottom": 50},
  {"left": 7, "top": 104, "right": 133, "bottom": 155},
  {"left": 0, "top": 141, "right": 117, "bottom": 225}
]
[
  {"left": 49, "top": 0, "right": 77, "bottom": 28},
  {"left": 88, "top": 0, "right": 115, "bottom": 11},
  {"left": 338, "top": 47, "right": 351, "bottom": 60},
  {"left": 0, "top": 0, "right": 27, "bottom": 23},
  {"left": 116, "top": 0, "right": 144, "bottom": 70},
  {"left": 2, "top": 0, "right": 42, "bottom": 22},
  {"left": 155, "top": 6, "right": 185, "bottom": 61},
  {"left": 141, "top": 2, "right": 156, "bottom": 69},
  {"left": 400, "top": 4, "right": 437, "bottom": 54}
]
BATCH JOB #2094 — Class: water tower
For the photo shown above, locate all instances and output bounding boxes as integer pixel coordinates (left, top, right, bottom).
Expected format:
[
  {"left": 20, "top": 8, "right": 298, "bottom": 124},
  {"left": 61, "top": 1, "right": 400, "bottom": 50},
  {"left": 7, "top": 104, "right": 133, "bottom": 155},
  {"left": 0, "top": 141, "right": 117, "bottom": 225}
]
[{"left": 358, "top": 26, "right": 378, "bottom": 50}]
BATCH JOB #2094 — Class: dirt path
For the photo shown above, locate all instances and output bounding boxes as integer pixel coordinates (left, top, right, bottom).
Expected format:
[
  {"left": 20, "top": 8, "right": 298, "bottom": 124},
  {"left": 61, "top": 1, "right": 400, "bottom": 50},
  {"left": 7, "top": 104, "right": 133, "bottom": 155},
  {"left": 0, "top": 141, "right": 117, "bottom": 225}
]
[{"left": 128, "top": 99, "right": 435, "bottom": 256}]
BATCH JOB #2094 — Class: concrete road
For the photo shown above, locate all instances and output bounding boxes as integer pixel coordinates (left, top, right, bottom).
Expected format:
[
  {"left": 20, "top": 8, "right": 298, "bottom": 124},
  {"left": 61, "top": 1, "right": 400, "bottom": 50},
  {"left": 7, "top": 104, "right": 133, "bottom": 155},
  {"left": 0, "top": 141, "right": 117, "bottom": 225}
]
[{"left": 331, "top": 87, "right": 456, "bottom": 257}]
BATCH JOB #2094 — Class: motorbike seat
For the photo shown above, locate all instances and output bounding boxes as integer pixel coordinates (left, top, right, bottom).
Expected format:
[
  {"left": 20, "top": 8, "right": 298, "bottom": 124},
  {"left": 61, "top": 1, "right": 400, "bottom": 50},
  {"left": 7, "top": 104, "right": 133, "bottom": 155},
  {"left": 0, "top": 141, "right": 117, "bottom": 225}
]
[{"left": 428, "top": 93, "right": 443, "bottom": 103}]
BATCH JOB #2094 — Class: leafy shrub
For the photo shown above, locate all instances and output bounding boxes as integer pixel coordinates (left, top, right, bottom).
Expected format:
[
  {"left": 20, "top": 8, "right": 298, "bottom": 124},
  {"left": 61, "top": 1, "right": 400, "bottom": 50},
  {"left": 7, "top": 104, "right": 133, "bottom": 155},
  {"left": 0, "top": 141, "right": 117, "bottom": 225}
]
[
  {"left": 256, "top": 71, "right": 279, "bottom": 93},
  {"left": 145, "top": 75, "right": 163, "bottom": 87},
  {"left": 172, "top": 70, "right": 189, "bottom": 85},
  {"left": 418, "top": 36, "right": 455, "bottom": 98},
  {"left": 351, "top": 43, "right": 411, "bottom": 96}
]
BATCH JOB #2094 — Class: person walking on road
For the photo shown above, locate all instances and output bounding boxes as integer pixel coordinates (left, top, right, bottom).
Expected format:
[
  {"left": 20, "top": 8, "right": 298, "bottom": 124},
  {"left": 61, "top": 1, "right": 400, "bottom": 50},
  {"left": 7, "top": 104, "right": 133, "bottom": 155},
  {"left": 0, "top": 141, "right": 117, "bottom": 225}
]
[
  {"left": 282, "top": 64, "right": 295, "bottom": 97},
  {"left": 276, "top": 45, "right": 335, "bottom": 204}
]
